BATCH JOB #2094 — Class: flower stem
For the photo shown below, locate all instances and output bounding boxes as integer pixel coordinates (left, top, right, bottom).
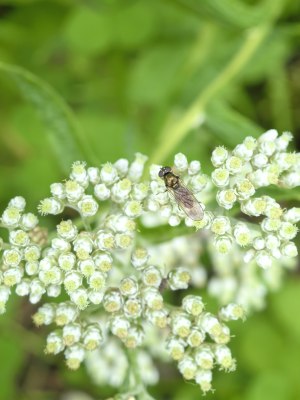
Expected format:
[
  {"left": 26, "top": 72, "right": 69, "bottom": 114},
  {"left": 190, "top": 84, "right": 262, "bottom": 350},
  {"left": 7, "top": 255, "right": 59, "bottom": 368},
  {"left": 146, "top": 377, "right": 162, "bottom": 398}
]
[{"left": 149, "top": 24, "right": 270, "bottom": 165}]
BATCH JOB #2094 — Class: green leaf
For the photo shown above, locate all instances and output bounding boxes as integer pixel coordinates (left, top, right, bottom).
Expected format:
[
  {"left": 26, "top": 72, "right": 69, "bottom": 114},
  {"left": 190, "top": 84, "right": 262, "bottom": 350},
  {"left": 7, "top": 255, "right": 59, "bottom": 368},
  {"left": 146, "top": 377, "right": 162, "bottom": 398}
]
[
  {"left": 0, "top": 62, "right": 90, "bottom": 174},
  {"left": 127, "top": 44, "right": 188, "bottom": 105},
  {"left": 245, "top": 372, "right": 291, "bottom": 400},
  {"left": 206, "top": 101, "right": 263, "bottom": 147},
  {"left": 255, "top": 186, "right": 300, "bottom": 201},
  {"left": 270, "top": 280, "right": 300, "bottom": 342},
  {"left": 169, "top": 0, "right": 285, "bottom": 28},
  {"left": 238, "top": 316, "right": 284, "bottom": 372},
  {"left": 64, "top": 7, "right": 113, "bottom": 56}
]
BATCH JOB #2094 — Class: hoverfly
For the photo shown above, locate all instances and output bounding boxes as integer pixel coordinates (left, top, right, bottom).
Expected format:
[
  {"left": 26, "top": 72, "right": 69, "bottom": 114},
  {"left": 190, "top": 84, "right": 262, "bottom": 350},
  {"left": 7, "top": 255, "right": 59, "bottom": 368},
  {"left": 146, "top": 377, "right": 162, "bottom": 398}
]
[{"left": 158, "top": 166, "right": 204, "bottom": 221}]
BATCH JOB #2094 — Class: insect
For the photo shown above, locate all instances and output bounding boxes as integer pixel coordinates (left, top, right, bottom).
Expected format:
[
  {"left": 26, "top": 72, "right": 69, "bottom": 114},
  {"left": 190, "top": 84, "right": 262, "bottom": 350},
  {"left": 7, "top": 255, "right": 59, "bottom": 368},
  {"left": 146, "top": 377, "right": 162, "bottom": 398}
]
[{"left": 158, "top": 166, "right": 204, "bottom": 221}]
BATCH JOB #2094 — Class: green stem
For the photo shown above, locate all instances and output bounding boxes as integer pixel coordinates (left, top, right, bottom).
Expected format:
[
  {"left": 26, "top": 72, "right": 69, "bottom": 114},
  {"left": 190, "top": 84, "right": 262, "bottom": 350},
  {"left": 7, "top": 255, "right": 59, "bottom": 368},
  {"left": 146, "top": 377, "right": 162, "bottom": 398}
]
[
  {"left": 149, "top": 24, "right": 270, "bottom": 165},
  {"left": 118, "top": 349, "right": 156, "bottom": 400}
]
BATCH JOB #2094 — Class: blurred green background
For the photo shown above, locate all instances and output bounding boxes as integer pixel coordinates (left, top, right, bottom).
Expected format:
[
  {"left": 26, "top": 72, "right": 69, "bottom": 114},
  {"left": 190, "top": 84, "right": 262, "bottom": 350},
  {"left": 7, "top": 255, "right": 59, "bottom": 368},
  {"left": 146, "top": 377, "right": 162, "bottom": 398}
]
[{"left": 0, "top": 0, "right": 300, "bottom": 399}]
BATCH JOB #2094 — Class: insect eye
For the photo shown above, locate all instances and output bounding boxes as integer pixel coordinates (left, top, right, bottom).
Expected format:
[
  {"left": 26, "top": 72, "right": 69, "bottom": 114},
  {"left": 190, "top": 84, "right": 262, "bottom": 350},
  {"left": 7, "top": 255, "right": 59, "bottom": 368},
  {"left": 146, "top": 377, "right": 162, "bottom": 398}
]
[{"left": 158, "top": 169, "right": 164, "bottom": 178}]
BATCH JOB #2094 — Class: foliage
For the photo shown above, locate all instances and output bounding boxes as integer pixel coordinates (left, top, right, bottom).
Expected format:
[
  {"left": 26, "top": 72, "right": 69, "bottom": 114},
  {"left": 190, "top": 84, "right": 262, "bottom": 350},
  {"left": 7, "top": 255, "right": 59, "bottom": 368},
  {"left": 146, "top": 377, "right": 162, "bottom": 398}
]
[{"left": 0, "top": 0, "right": 299, "bottom": 399}]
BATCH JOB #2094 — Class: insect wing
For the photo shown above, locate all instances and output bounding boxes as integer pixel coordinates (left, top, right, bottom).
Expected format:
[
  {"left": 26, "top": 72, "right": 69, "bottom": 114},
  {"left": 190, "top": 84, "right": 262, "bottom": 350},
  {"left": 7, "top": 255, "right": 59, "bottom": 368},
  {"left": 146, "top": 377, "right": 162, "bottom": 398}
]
[{"left": 171, "top": 184, "right": 204, "bottom": 221}]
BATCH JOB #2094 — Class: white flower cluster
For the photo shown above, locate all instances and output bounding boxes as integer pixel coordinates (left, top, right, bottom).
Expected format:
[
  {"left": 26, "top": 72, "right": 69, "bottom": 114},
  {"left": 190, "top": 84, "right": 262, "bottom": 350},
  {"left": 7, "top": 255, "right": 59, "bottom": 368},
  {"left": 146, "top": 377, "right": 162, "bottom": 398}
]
[
  {"left": 166, "top": 296, "right": 243, "bottom": 393},
  {"left": 0, "top": 130, "right": 299, "bottom": 396},
  {"left": 209, "top": 131, "right": 299, "bottom": 269},
  {"left": 0, "top": 196, "right": 39, "bottom": 313}
]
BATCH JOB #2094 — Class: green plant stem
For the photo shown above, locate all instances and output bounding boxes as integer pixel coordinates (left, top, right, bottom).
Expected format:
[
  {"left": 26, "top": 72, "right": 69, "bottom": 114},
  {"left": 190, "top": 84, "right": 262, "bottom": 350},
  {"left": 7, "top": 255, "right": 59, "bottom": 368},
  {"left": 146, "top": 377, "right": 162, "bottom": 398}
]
[
  {"left": 149, "top": 24, "right": 270, "bottom": 165},
  {"left": 118, "top": 349, "right": 156, "bottom": 400}
]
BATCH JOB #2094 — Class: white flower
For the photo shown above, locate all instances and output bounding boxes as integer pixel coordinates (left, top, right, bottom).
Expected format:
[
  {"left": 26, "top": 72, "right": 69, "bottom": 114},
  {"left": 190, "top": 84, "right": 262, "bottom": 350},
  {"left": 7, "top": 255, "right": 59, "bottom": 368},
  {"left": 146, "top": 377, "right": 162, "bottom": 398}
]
[
  {"left": 132, "top": 182, "right": 149, "bottom": 201},
  {"left": 16, "top": 279, "right": 31, "bottom": 296},
  {"left": 50, "top": 183, "right": 65, "bottom": 200},
  {"left": 172, "top": 313, "right": 192, "bottom": 338},
  {"left": 83, "top": 324, "right": 103, "bottom": 351},
  {"left": 0, "top": 286, "right": 11, "bottom": 313},
  {"left": 20, "top": 213, "right": 39, "bottom": 230},
  {"left": 1, "top": 207, "right": 21, "bottom": 227},
  {"left": 128, "top": 153, "right": 148, "bottom": 181},
  {"left": 88, "top": 290, "right": 104, "bottom": 304},
  {"left": 279, "top": 222, "right": 298, "bottom": 240},
  {"left": 124, "top": 298, "right": 143, "bottom": 318},
  {"left": 58, "top": 253, "right": 76, "bottom": 271},
  {"left": 194, "top": 347, "right": 214, "bottom": 369},
  {"left": 111, "top": 178, "right": 132, "bottom": 201},
  {"left": 87, "top": 167, "right": 100, "bottom": 184},
  {"left": 63, "top": 323, "right": 82, "bottom": 346},
  {"left": 55, "top": 302, "right": 78, "bottom": 326},
  {"left": 216, "top": 189, "right": 236, "bottom": 209},
  {"left": 142, "top": 288, "right": 163, "bottom": 310},
  {"left": 103, "top": 289, "right": 123, "bottom": 313},
  {"left": 188, "top": 160, "right": 201, "bottom": 175},
  {"left": 235, "top": 179, "right": 255, "bottom": 200},
  {"left": 38, "top": 197, "right": 64, "bottom": 215},
  {"left": 211, "top": 216, "right": 231, "bottom": 236},
  {"left": 65, "top": 180, "right": 85, "bottom": 202},
  {"left": 174, "top": 153, "right": 188, "bottom": 172},
  {"left": 25, "top": 261, "right": 39, "bottom": 276},
  {"left": 168, "top": 267, "right": 190, "bottom": 290},
  {"left": 111, "top": 316, "right": 130, "bottom": 339},
  {"left": 182, "top": 295, "right": 204, "bottom": 316},
  {"left": 225, "top": 156, "right": 243, "bottom": 174},
  {"left": 124, "top": 200, "right": 143, "bottom": 218},
  {"left": 70, "top": 288, "right": 89, "bottom": 310},
  {"left": 195, "top": 369, "right": 213, "bottom": 393},
  {"left": 178, "top": 356, "right": 197, "bottom": 380},
  {"left": 57, "top": 220, "right": 78, "bottom": 241},
  {"left": 100, "top": 163, "right": 118, "bottom": 185},
  {"left": 71, "top": 161, "right": 88, "bottom": 184},
  {"left": 211, "top": 146, "right": 228, "bottom": 167},
  {"left": 78, "top": 258, "right": 95, "bottom": 277},
  {"left": 87, "top": 271, "right": 107, "bottom": 291},
  {"left": 33, "top": 303, "right": 55, "bottom": 325},
  {"left": 51, "top": 238, "right": 71, "bottom": 252},
  {"left": 45, "top": 331, "right": 64, "bottom": 355},
  {"left": 211, "top": 168, "right": 230, "bottom": 187},
  {"left": 233, "top": 223, "right": 252, "bottom": 247},
  {"left": 214, "top": 345, "right": 236, "bottom": 371},
  {"left": 219, "top": 303, "right": 245, "bottom": 321},
  {"left": 283, "top": 208, "right": 300, "bottom": 223},
  {"left": 252, "top": 153, "right": 268, "bottom": 168},
  {"left": 120, "top": 276, "right": 139, "bottom": 297},
  {"left": 47, "top": 282, "right": 61, "bottom": 297},
  {"left": 65, "top": 344, "right": 85, "bottom": 370},
  {"left": 166, "top": 337, "right": 186, "bottom": 360},
  {"left": 64, "top": 272, "right": 83, "bottom": 293},
  {"left": 78, "top": 195, "right": 98, "bottom": 217},
  {"left": 281, "top": 241, "right": 298, "bottom": 257},
  {"left": 255, "top": 251, "right": 273, "bottom": 269},
  {"left": 3, "top": 248, "right": 22, "bottom": 267},
  {"left": 94, "top": 183, "right": 111, "bottom": 201},
  {"left": 142, "top": 266, "right": 162, "bottom": 288},
  {"left": 169, "top": 215, "right": 181, "bottom": 226},
  {"left": 259, "top": 129, "right": 278, "bottom": 143},
  {"left": 275, "top": 131, "right": 293, "bottom": 151},
  {"left": 29, "top": 279, "right": 46, "bottom": 304},
  {"left": 93, "top": 252, "right": 113, "bottom": 272},
  {"left": 187, "top": 328, "right": 205, "bottom": 348},
  {"left": 114, "top": 158, "right": 129, "bottom": 176},
  {"left": 9, "top": 196, "right": 26, "bottom": 210},
  {"left": 131, "top": 247, "right": 149, "bottom": 270},
  {"left": 95, "top": 231, "right": 115, "bottom": 251}
]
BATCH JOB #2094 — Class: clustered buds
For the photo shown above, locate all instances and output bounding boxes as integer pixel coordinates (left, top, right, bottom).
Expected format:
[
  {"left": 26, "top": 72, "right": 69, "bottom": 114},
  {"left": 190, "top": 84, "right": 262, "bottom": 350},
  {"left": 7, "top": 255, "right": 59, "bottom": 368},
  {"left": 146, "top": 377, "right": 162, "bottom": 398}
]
[{"left": 0, "top": 131, "right": 299, "bottom": 395}]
